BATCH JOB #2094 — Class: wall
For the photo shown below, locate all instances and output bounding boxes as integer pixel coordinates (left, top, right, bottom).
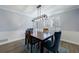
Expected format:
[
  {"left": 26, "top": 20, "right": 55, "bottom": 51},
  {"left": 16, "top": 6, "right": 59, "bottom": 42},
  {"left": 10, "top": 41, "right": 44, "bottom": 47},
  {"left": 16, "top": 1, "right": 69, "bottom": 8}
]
[
  {"left": 53, "top": 8, "right": 79, "bottom": 45},
  {"left": 0, "top": 8, "right": 33, "bottom": 31},
  {"left": 61, "top": 31, "right": 79, "bottom": 45},
  {"left": 0, "top": 8, "right": 33, "bottom": 45}
]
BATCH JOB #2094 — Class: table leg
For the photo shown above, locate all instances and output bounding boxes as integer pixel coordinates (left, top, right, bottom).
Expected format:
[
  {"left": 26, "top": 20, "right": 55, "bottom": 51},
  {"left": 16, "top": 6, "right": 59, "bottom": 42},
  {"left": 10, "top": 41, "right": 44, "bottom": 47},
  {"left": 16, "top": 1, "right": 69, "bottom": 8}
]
[
  {"left": 51, "top": 35, "right": 53, "bottom": 43},
  {"left": 31, "top": 44, "right": 32, "bottom": 53},
  {"left": 40, "top": 41, "right": 44, "bottom": 53}
]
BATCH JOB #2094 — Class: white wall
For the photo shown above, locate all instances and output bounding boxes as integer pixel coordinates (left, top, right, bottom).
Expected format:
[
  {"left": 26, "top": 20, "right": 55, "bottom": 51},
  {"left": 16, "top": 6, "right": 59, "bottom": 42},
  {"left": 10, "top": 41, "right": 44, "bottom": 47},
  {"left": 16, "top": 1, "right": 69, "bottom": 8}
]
[
  {"left": 0, "top": 8, "right": 33, "bottom": 31},
  {"left": 61, "top": 31, "right": 79, "bottom": 45},
  {"left": 0, "top": 8, "right": 33, "bottom": 45},
  {"left": 52, "top": 8, "right": 79, "bottom": 45}
]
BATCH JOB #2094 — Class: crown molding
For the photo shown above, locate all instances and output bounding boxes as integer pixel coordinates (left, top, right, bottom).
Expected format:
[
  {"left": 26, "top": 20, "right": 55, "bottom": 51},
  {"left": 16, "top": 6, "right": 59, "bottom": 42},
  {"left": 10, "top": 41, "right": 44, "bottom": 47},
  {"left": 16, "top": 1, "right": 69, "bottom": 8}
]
[
  {"left": 0, "top": 7, "right": 33, "bottom": 18},
  {"left": 49, "top": 6, "right": 79, "bottom": 17}
]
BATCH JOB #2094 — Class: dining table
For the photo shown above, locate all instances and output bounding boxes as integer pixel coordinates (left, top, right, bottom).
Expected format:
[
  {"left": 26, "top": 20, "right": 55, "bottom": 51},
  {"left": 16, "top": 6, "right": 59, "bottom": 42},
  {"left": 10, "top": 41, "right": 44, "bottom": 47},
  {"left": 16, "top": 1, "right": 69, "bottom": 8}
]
[{"left": 25, "top": 29, "right": 54, "bottom": 53}]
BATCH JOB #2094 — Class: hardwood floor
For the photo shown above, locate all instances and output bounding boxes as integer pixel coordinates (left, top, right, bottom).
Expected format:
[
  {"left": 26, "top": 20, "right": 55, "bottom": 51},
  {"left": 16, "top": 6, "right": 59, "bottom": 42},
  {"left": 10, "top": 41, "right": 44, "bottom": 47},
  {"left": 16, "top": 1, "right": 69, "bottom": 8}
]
[
  {"left": 0, "top": 39, "right": 79, "bottom": 53},
  {"left": 0, "top": 39, "right": 26, "bottom": 53},
  {"left": 61, "top": 41, "right": 79, "bottom": 53}
]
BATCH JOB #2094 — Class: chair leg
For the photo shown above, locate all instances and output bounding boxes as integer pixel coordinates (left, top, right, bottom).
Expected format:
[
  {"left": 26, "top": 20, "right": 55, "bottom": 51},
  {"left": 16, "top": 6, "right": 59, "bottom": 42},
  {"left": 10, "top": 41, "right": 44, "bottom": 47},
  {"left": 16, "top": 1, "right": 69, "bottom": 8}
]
[
  {"left": 53, "top": 50, "right": 59, "bottom": 53},
  {"left": 36, "top": 42, "right": 40, "bottom": 49},
  {"left": 31, "top": 44, "right": 32, "bottom": 53},
  {"left": 57, "top": 50, "right": 59, "bottom": 53},
  {"left": 27, "top": 39, "right": 29, "bottom": 49}
]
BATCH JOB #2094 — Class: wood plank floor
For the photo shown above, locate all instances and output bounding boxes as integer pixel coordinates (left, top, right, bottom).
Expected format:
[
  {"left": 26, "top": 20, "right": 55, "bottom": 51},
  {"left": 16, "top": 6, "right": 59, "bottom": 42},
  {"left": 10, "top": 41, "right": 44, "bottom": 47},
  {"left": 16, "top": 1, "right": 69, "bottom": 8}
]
[
  {"left": 0, "top": 39, "right": 79, "bottom": 53},
  {"left": 61, "top": 41, "right": 79, "bottom": 53},
  {"left": 0, "top": 39, "right": 25, "bottom": 53}
]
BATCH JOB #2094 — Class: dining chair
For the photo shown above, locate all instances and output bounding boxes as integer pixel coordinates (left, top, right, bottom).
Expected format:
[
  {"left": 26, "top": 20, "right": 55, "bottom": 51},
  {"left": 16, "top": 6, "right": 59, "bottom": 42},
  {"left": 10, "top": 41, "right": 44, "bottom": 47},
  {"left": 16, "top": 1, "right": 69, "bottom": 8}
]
[
  {"left": 43, "top": 38, "right": 59, "bottom": 53},
  {"left": 25, "top": 28, "right": 40, "bottom": 53}
]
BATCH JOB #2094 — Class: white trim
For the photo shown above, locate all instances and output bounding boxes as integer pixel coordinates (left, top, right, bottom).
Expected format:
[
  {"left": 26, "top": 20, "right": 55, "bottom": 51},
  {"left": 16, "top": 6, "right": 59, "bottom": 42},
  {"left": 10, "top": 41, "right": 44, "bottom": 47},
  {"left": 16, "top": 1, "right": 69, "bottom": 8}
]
[
  {"left": 0, "top": 7, "right": 32, "bottom": 18},
  {"left": 49, "top": 6, "right": 79, "bottom": 17},
  {"left": 61, "top": 39, "right": 79, "bottom": 45},
  {"left": 0, "top": 37, "right": 24, "bottom": 45},
  {"left": 0, "top": 37, "right": 79, "bottom": 46}
]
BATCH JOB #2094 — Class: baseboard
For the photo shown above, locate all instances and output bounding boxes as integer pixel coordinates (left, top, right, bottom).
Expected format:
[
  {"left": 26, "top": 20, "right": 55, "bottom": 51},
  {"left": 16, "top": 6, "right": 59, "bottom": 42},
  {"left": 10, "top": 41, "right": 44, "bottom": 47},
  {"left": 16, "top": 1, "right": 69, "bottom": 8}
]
[
  {"left": 61, "top": 39, "right": 79, "bottom": 45},
  {"left": 0, "top": 37, "right": 79, "bottom": 46},
  {"left": 0, "top": 37, "right": 24, "bottom": 45}
]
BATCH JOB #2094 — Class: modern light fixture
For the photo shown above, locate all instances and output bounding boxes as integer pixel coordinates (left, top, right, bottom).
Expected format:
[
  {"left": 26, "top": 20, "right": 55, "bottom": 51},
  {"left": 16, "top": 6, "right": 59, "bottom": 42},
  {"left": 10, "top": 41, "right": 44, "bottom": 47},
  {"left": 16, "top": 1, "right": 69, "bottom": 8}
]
[
  {"left": 32, "top": 5, "right": 48, "bottom": 32},
  {"left": 32, "top": 5, "right": 48, "bottom": 21},
  {"left": 32, "top": 5, "right": 42, "bottom": 30}
]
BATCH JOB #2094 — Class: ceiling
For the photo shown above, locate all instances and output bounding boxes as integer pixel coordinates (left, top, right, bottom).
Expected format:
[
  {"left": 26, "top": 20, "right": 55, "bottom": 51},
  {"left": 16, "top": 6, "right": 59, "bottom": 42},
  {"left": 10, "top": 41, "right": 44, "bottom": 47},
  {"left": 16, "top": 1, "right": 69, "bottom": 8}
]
[{"left": 0, "top": 5, "right": 79, "bottom": 18}]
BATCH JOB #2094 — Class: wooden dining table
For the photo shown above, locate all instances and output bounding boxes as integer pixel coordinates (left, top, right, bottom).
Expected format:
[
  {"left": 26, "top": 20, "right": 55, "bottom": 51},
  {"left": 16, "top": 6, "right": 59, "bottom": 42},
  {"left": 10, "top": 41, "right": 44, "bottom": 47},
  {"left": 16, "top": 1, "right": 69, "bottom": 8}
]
[{"left": 25, "top": 30, "right": 54, "bottom": 53}]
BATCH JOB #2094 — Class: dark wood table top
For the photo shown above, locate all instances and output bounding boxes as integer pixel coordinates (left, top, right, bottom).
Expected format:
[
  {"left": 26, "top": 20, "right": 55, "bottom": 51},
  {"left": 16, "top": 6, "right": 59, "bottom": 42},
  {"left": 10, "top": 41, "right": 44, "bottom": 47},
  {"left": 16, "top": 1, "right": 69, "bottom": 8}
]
[{"left": 30, "top": 31, "right": 53, "bottom": 41}]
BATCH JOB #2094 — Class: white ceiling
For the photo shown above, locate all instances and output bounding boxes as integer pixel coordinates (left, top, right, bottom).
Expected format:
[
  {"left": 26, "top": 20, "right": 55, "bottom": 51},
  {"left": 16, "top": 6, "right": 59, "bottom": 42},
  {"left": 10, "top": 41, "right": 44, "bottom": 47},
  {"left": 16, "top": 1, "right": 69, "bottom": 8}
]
[{"left": 0, "top": 5, "right": 79, "bottom": 18}]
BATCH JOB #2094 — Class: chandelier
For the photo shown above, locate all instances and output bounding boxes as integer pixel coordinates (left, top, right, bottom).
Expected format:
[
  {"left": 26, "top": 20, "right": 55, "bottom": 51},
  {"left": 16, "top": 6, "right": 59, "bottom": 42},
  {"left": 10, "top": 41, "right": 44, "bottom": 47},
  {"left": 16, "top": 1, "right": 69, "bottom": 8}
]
[{"left": 32, "top": 5, "right": 48, "bottom": 32}]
